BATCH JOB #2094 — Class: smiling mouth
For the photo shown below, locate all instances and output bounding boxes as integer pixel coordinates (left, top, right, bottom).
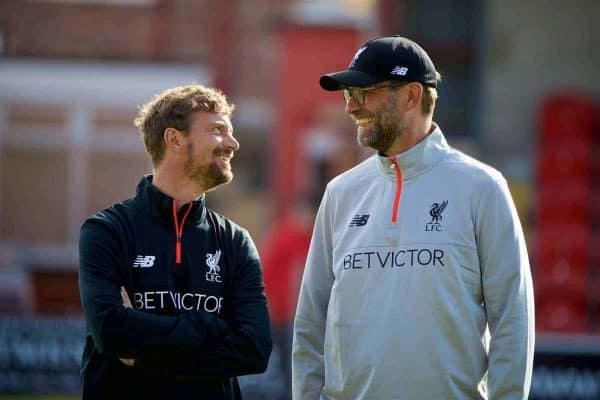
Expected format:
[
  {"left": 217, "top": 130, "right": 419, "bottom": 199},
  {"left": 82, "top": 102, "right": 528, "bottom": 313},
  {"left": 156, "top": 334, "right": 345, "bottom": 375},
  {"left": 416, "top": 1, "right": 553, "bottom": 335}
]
[
  {"left": 354, "top": 117, "right": 374, "bottom": 126},
  {"left": 214, "top": 151, "right": 233, "bottom": 163}
]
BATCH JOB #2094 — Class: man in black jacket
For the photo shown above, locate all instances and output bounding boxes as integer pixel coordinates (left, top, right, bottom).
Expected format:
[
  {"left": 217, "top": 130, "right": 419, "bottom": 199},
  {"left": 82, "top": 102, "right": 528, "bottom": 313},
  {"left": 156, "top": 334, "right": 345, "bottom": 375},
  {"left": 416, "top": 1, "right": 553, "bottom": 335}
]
[{"left": 78, "top": 85, "right": 272, "bottom": 399}]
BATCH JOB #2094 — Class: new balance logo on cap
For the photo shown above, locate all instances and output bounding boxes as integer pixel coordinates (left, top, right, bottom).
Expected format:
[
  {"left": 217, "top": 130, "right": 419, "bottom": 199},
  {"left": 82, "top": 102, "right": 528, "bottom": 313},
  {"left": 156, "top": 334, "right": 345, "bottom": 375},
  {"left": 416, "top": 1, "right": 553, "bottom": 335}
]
[
  {"left": 391, "top": 66, "right": 408, "bottom": 76},
  {"left": 133, "top": 255, "right": 155, "bottom": 268},
  {"left": 349, "top": 214, "right": 370, "bottom": 227}
]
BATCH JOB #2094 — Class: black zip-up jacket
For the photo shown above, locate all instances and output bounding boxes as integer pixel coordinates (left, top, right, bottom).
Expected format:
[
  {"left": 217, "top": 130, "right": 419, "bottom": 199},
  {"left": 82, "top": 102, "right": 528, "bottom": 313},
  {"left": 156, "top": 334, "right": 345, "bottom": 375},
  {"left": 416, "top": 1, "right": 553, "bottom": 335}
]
[{"left": 78, "top": 175, "right": 272, "bottom": 399}]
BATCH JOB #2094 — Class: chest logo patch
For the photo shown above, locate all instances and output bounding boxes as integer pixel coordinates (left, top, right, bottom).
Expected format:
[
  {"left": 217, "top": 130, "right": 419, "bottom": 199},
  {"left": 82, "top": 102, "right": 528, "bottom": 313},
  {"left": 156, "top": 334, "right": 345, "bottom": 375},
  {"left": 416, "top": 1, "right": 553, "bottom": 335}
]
[
  {"left": 426, "top": 200, "right": 448, "bottom": 232},
  {"left": 132, "top": 255, "right": 155, "bottom": 268},
  {"left": 349, "top": 214, "right": 370, "bottom": 227},
  {"left": 205, "top": 250, "right": 222, "bottom": 283}
]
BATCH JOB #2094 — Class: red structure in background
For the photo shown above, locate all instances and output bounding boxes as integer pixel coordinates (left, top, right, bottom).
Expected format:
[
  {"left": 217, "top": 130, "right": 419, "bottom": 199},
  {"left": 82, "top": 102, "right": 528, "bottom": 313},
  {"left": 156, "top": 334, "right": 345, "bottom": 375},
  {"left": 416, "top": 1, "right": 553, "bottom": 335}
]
[
  {"left": 261, "top": 211, "right": 313, "bottom": 325},
  {"left": 535, "top": 93, "right": 599, "bottom": 333},
  {"left": 272, "top": 25, "right": 361, "bottom": 218},
  {"left": 210, "top": 0, "right": 239, "bottom": 94}
]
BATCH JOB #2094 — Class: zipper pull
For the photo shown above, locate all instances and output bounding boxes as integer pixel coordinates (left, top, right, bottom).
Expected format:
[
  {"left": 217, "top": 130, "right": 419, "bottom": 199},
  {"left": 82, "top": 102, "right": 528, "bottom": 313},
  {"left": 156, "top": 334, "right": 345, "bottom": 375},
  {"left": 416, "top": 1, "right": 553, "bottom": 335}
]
[{"left": 176, "top": 235, "right": 182, "bottom": 264}]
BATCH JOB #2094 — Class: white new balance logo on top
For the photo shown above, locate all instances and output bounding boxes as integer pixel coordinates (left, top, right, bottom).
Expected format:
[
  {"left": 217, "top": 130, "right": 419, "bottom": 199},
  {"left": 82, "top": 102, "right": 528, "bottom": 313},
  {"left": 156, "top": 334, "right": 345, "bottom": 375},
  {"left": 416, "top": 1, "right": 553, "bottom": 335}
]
[
  {"left": 133, "top": 255, "right": 155, "bottom": 268},
  {"left": 391, "top": 66, "right": 408, "bottom": 76}
]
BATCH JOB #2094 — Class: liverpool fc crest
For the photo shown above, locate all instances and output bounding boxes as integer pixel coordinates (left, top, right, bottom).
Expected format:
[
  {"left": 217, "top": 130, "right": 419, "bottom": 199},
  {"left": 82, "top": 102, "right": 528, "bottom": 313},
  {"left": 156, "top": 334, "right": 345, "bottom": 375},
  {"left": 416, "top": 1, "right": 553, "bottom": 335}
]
[
  {"left": 426, "top": 200, "right": 448, "bottom": 231},
  {"left": 205, "top": 250, "right": 222, "bottom": 282}
]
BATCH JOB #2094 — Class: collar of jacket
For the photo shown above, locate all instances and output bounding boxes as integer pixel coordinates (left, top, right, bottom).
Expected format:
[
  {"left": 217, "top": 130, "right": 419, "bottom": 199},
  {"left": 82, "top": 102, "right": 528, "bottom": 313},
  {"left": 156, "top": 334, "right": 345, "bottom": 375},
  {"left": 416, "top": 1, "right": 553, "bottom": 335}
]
[
  {"left": 135, "top": 174, "right": 207, "bottom": 225},
  {"left": 376, "top": 123, "right": 450, "bottom": 181}
]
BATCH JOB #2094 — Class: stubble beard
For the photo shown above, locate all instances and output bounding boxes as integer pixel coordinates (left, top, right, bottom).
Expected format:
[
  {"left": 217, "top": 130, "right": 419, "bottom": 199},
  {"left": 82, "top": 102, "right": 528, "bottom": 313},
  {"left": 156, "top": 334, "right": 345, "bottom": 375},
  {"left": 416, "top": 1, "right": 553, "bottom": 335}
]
[
  {"left": 357, "top": 96, "right": 406, "bottom": 154},
  {"left": 184, "top": 144, "right": 233, "bottom": 193}
]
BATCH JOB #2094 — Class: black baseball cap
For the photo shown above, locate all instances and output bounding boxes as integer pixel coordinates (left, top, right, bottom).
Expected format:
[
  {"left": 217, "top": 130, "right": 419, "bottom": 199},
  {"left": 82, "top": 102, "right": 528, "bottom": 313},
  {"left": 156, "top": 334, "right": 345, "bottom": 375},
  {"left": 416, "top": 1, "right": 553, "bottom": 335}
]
[{"left": 319, "top": 35, "right": 439, "bottom": 91}]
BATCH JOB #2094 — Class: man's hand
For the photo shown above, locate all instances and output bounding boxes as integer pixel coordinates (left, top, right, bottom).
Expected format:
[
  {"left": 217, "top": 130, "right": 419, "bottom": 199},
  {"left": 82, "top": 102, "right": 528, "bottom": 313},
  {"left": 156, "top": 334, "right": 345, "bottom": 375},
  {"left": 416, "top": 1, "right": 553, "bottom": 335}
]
[
  {"left": 121, "top": 286, "right": 133, "bottom": 308},
  {"left": 119, "top": 286, "right": 135, "bottom": 367}
]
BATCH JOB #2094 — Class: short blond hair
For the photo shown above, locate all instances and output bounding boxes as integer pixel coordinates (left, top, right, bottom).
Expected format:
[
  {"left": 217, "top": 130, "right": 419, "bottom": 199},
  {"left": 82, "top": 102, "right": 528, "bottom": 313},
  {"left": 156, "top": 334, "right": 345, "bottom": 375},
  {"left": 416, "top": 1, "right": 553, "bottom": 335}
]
[{"left": 134, "top": 85, "right": 235, "bottom": 166}]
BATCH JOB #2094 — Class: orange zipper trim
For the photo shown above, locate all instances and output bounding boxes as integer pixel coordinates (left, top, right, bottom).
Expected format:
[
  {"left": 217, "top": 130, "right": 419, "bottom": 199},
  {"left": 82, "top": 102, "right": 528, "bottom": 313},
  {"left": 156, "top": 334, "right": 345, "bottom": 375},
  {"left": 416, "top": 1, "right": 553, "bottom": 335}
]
[
  {"left": 172, "top": 201, "right": 194, "bottom": 264},
  {"left": 389, "top": 157, "right": 403, "bottom": 223}
]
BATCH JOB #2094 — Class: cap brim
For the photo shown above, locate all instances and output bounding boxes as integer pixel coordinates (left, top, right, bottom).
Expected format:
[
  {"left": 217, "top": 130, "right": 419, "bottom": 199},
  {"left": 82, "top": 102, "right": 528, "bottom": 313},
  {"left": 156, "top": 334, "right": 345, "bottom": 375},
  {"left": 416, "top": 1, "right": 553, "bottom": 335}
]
[{"left": 319, "top": 70, "right": 382, "bottom": 91}]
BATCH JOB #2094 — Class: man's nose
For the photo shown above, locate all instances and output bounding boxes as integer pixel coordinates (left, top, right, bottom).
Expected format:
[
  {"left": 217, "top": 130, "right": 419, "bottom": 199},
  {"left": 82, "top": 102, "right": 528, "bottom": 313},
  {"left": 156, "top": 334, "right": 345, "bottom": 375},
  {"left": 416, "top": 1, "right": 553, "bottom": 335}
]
[
  {"left": 226, "top": 133, "right": 240, "bottom": 151},
  {"left": 344, "top": 96, "right": 360, "bottom": 114}
]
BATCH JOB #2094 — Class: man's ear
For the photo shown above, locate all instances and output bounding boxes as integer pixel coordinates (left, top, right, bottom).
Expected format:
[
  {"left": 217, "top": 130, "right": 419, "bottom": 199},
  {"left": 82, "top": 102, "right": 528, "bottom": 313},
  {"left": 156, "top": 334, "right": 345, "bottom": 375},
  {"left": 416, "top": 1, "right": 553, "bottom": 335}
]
[
  {"left": 164, "top": 127, "right": 184, "bottom": 151},
  {"left": 404, "top": 83, "right": 424, "bottom": 112}
]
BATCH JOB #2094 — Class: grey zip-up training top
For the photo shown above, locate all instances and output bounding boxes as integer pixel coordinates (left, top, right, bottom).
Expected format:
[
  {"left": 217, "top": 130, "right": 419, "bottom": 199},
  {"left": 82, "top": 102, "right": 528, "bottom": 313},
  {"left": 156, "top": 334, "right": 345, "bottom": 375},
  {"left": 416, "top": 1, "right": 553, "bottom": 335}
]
[{"left": 292, "top": 125, "right": 534, "bottom": 400}]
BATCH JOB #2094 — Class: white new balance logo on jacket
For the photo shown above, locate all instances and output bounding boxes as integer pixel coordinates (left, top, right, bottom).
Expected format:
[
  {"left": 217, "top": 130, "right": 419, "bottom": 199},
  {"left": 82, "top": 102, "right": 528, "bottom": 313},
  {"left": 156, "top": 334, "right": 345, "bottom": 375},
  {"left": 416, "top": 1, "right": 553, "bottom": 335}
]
[{"left": 132, "top": 255, "right": 155, "bottom": 268}]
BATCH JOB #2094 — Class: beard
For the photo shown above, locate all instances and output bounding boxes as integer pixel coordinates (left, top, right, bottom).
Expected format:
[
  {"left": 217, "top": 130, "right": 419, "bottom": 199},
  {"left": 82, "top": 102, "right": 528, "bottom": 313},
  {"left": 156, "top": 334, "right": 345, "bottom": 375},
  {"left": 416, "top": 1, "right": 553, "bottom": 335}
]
[
  {"left": 183, "top": 144, "right": 233, "bottom": 192},
  {"left": 356, "top": 98, "right": 406, "bottom": 154}
]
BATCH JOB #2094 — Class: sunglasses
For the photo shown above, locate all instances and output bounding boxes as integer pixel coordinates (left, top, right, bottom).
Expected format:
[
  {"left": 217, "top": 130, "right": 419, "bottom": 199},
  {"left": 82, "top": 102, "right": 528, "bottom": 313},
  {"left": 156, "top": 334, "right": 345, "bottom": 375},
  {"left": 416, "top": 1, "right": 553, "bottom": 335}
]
[{"left": 341, "top": 82, "right": 407, "bottom": 105}]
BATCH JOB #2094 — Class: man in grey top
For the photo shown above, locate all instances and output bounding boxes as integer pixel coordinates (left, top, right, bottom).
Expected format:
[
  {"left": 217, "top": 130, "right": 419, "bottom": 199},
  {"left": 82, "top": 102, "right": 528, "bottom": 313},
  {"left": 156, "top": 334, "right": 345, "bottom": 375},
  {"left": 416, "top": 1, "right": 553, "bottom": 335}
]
[{"left": 292, "top": 35, "right": 534, "bottom": 400}]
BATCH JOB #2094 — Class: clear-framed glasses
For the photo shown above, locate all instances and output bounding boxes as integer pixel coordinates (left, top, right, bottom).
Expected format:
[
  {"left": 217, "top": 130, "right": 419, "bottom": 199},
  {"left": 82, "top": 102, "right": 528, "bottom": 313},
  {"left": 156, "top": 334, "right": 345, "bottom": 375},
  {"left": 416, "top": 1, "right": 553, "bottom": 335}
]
[{"left": 341, "top": 82, "right": 407, "bottom": 105}]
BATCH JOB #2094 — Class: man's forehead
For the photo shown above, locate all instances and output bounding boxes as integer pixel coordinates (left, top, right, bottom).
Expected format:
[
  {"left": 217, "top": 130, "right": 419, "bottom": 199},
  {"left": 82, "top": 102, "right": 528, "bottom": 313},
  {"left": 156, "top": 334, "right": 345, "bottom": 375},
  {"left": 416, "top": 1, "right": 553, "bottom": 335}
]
[
  {"left": 210, "top": 116, "right": 233, "bottom": 127},
  {"left": 191, "top": 111, "right": 232, "bottom": 127}
]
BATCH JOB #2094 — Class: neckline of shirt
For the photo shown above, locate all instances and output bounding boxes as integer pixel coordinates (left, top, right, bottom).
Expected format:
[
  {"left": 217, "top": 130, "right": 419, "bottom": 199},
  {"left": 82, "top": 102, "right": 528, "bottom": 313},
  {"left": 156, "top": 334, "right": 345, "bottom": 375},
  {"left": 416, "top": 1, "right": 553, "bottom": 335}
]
[
  {"left": 136, "top": 174, "right": 207, "bottom": 225},
  {"left": 375, "top": 123, "right": 450, "bottom": 182}
]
